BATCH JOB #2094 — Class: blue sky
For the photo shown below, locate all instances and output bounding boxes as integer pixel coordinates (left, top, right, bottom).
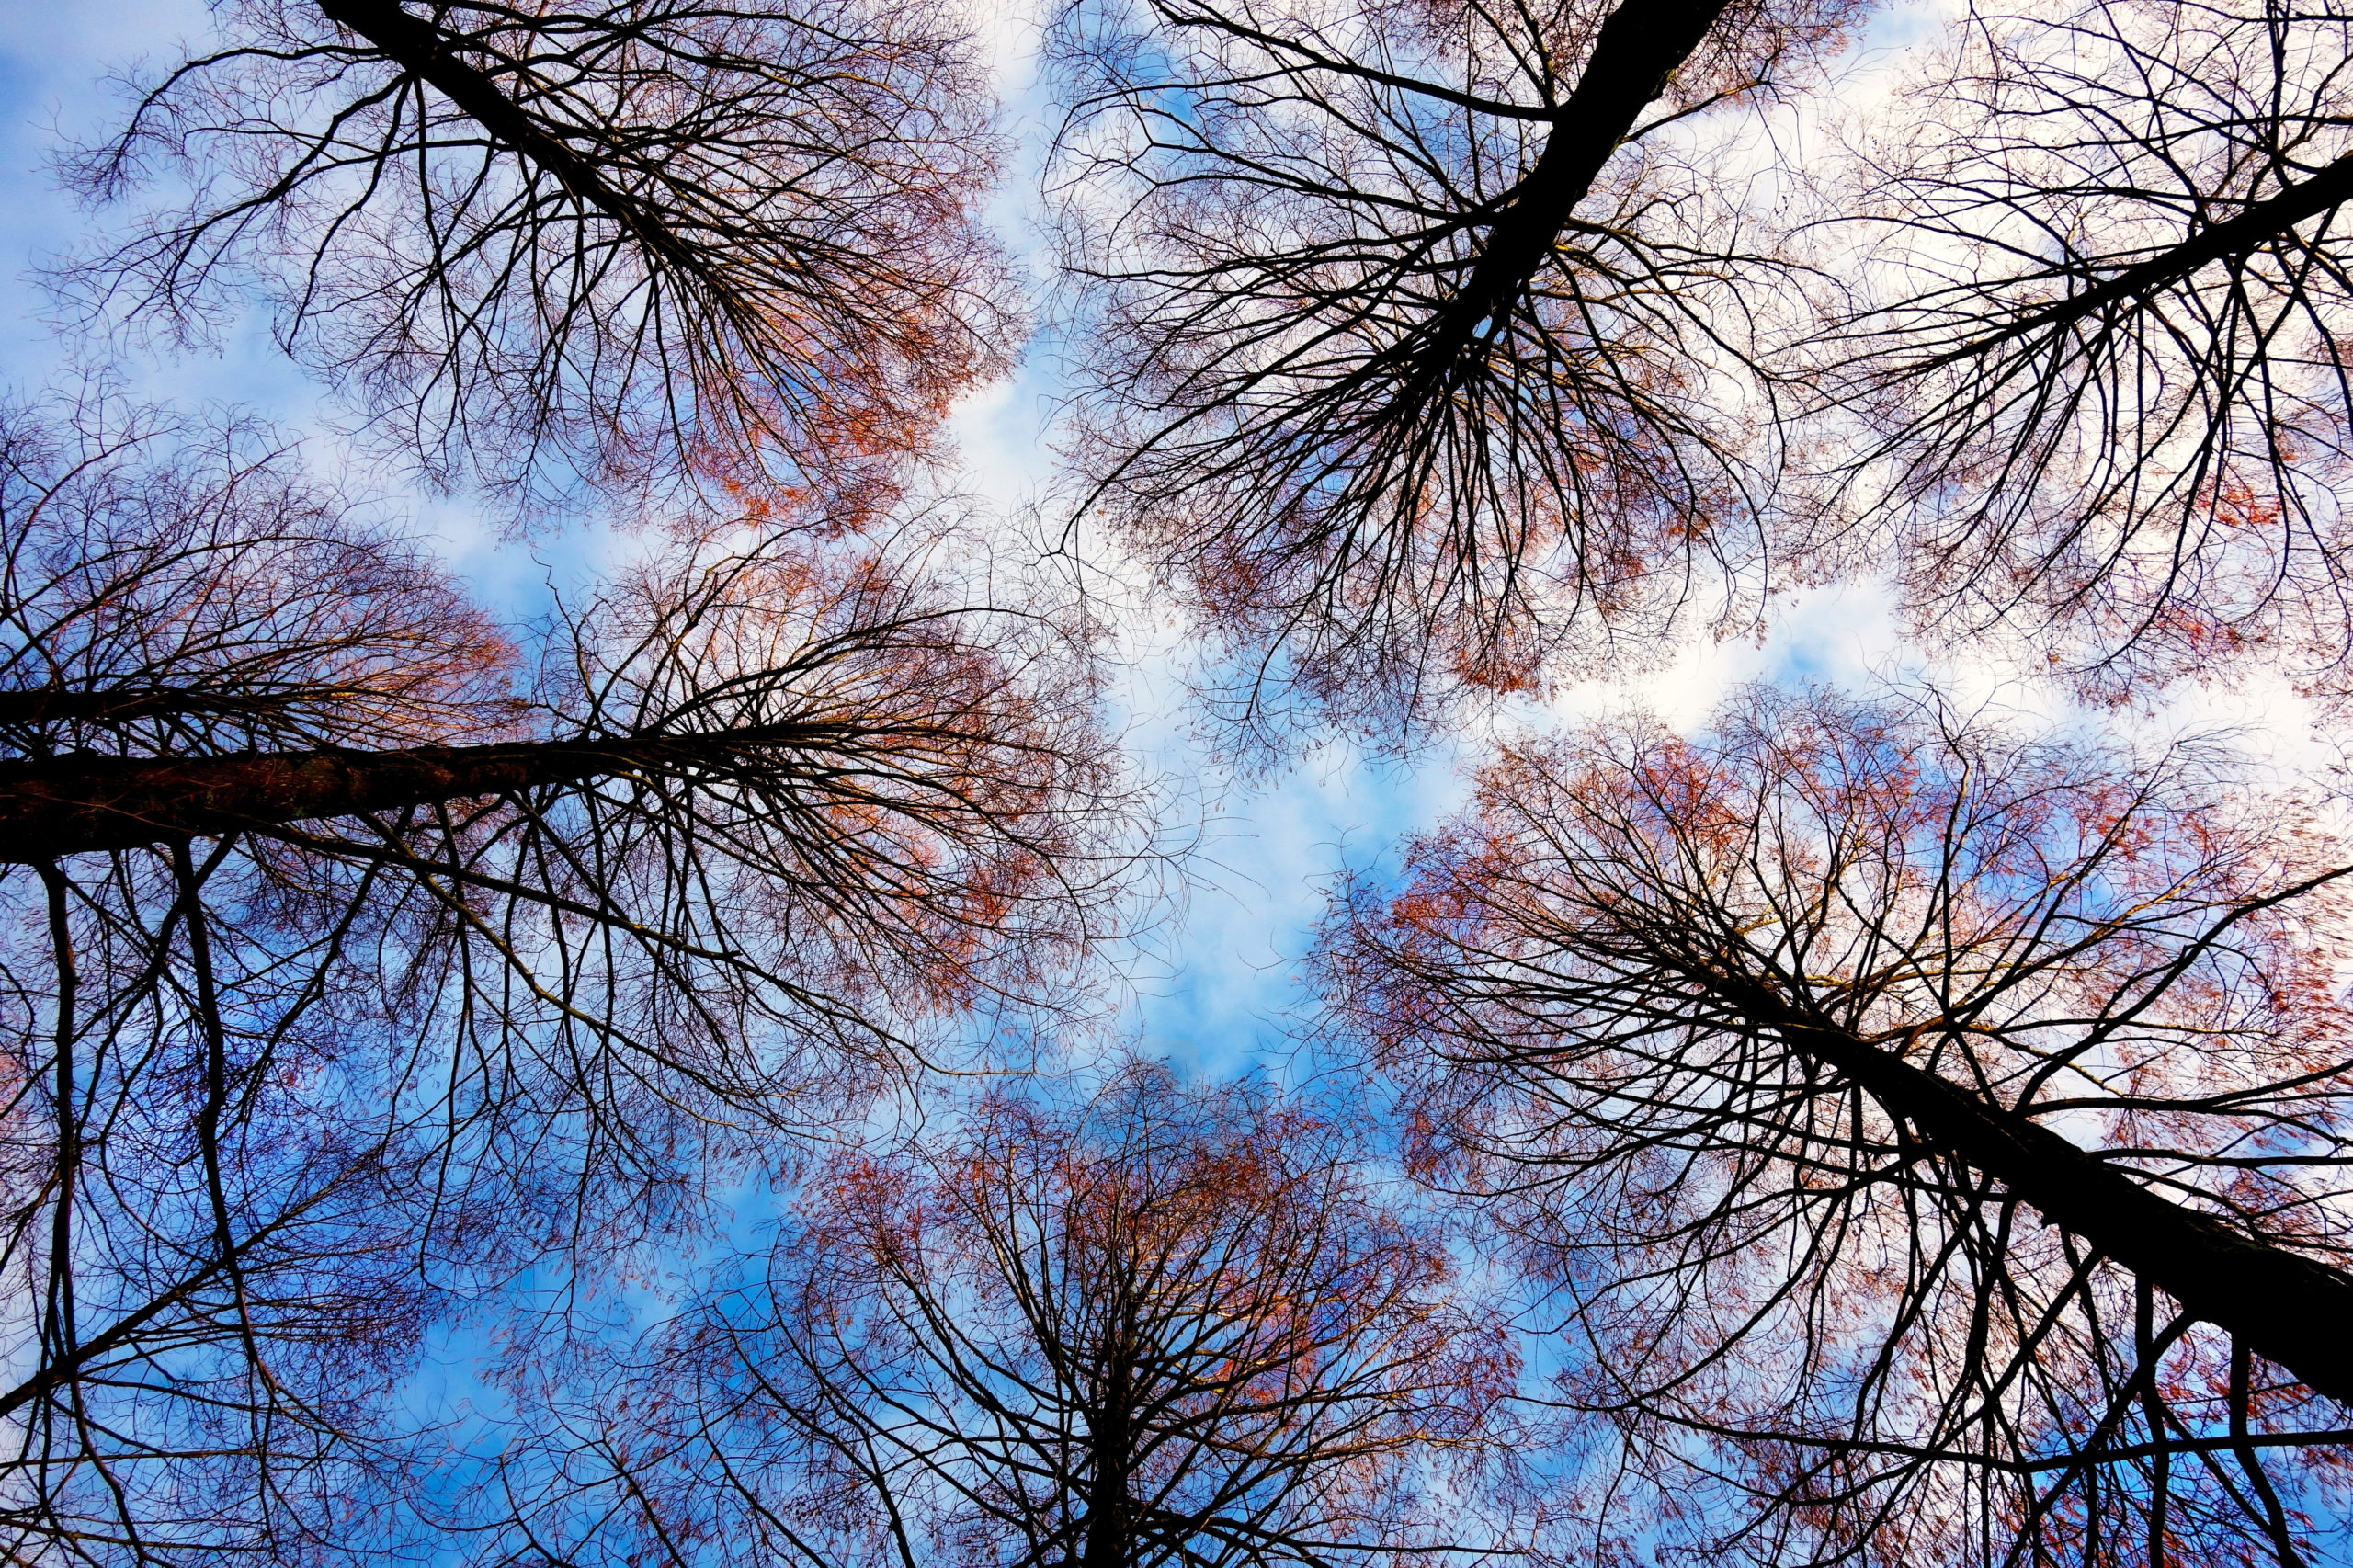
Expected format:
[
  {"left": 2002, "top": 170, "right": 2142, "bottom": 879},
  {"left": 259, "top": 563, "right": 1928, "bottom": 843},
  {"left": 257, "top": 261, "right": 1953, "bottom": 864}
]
[
  {"left": 0, "top": 0, "right": 2288, "bottom": 1091},
  {"left": 0, "top": 0, "right": 1954, "bottom": 1088},
  {"left": 15, "top": 12, "right": 2353, "bottom": 1558}
]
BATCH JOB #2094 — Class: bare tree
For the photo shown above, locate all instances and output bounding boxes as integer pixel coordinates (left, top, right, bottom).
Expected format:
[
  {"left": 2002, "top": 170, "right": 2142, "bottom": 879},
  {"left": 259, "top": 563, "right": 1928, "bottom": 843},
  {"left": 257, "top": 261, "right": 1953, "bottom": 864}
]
[
  {"left": 470, "top": 1061, "right": 1531, "bottom": 1568},
  {"left": 1808, "top": 0, "right": 2353, "bottom": 700},
  {"left": 1319, "top": 686, "right": 2353, "bottom": 1565},
  {"left": 0, "top": 397, "right": 1137, "bottom": 1562},
  {"left": 0, "top": 398, "right": 515, "bottom": 1565},
  {"left": 64, "top": 0, "right": 1016, "bottom": 517},
  {"left": 1050, "top": 0, "right": 1857, "bottom": 743}
]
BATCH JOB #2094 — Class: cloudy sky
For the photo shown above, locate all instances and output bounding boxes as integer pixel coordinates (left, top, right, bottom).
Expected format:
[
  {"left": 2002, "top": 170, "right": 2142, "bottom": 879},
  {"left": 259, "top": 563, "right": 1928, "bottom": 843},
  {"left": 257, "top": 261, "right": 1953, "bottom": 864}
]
[{"left": 0, "top": 0, "right": 2297, "bottom": 1087}]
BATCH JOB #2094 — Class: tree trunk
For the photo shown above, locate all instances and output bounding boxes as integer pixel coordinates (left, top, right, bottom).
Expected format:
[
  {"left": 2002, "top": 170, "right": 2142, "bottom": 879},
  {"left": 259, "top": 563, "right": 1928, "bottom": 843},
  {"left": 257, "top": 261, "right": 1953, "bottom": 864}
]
[
  {"left": 1083, "top": 1354, "right": 1133, "bottom": 1568},
  {"left": 0, "top": 722, "right": 841, "bottom": 860},
  {"left": 312, "top": 0, "right": 701, "bottom": 273},
  {"left": 0, "top": 686, "right": 349, "bottom": 728},
  {"left": 1927, "top": 148, "right": 2353, "bottom": 362},
  {"left": 1702, "top": 962, "right": 2353, "bottom": 1407},
  {"left": 1419, "top": 0, "right": 1736, "bottom": 360}
]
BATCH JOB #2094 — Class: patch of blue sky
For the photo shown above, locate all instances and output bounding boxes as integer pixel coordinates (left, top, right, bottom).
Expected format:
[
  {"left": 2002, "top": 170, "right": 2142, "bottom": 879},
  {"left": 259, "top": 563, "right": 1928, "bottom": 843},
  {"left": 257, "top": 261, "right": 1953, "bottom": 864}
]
[
  {"left": 0, "top": 5, "right": 324, "bottom": 408},
  {"left": 1127, "top": 736, "right": 1477, "bottom": 1080},
  {"left": 0, "top": 1, "right": 623, "bottom": 632}
]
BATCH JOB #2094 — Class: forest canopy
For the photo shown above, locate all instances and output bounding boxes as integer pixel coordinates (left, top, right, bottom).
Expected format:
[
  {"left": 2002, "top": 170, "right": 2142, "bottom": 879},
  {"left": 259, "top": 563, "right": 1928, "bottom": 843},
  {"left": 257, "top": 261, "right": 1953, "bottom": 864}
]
[{"left": 0, "top": 0, "right": 2349, "bottom": 1563}]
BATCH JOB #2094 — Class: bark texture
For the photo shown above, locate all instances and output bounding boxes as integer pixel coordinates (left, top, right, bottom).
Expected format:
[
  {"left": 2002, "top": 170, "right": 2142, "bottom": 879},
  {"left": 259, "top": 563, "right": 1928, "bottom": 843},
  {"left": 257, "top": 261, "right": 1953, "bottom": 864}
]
[{"left": 0, "top": 724, "right": 837, "bottom": 858}]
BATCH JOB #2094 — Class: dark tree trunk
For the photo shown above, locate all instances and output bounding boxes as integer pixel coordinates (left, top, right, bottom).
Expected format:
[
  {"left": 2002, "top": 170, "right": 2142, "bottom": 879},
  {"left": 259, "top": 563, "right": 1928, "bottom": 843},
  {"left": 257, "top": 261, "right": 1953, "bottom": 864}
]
[
  {"left": 0, "top": 686, "right": 345, "bottom": 728},
  {"left": 1927, "top": 148, "right": 2353, "bottom": 362},
  {"left": 1418, "top": 0, "right": 1737, "bottom": 361},
  {"left": 1083, "top": 1352, "right": 1133, "bottom": 1568},
  {"left": 1703, "top": 963, "right": 2353, "bottom": 1406},
  {"left": 0, "top": 722, "right": 844, "bottom": 859},
  {"left": 312, "top": 0, "right": 702, "bottom": 272}
]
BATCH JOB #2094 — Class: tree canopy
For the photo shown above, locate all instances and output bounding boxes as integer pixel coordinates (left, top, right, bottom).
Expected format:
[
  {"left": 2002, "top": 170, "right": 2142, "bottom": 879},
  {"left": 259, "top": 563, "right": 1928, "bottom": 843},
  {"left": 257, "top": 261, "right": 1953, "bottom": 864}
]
[{"left": 4, "top": 0, "right": 2353, "bottom": 1562}]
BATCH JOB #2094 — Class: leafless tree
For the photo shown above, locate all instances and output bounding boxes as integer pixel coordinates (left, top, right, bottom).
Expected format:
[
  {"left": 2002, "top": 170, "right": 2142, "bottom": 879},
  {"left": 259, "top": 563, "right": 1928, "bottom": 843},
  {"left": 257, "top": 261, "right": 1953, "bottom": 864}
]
[
  {"left": 0, "top": 397, "right": 510, "bottom": 1565},
  {"left": 0, "top": 396, "right": 1138, "bottom": 1562},
  {"left": 468, "top": 1061, "right": 1533, "bottom": 1568},
  {"left": 1050, "top": 0, "right": 1857, "bottom": 744},
  {"left": 63, "top": 0, "right": 1016, "bottom": 518},
  {"left": 1320, "top": 685, "right": 2353, "bottom": 1565},
  {"left": 1807, "top": 0, "right": 2353, "bottom": 700}
]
